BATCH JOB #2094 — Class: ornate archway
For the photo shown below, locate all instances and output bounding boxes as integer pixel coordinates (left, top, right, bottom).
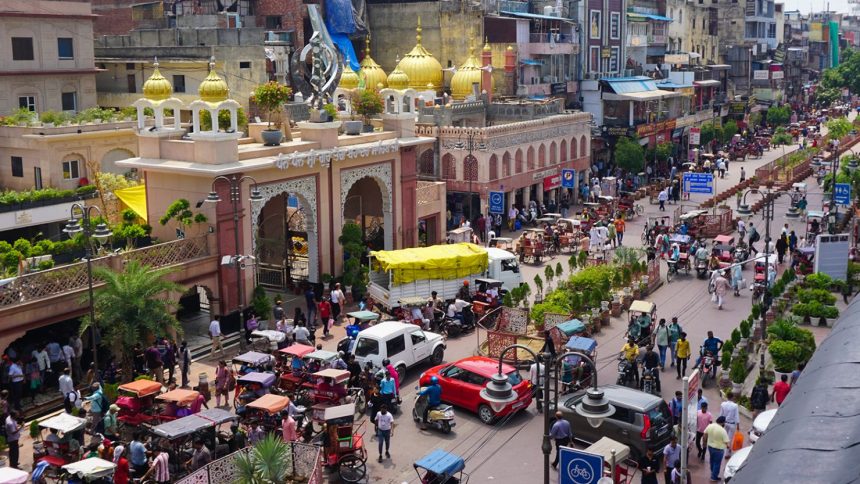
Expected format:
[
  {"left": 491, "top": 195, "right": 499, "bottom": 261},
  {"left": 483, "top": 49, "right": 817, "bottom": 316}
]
[
  {"left": 341, "top": 163, "right": 393, "bottom": 251},
  {"left": 251, "top": 176, "right": 319, "bottom": 283}
]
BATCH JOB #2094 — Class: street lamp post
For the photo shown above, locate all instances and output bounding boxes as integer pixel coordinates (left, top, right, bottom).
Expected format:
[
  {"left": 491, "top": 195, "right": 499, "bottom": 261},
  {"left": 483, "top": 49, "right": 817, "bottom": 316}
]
[
  {"left": 454, "top": 129, "right": 486, "bottom": 225},
  {"left": 204, "top": 175, "right": 264, "bottom": 351},
  {"left": 63, "top": 204, "right": 113, "bottom": 375},
  {"left": 480, "top": 344, "right": 615, "bottom": 484}
]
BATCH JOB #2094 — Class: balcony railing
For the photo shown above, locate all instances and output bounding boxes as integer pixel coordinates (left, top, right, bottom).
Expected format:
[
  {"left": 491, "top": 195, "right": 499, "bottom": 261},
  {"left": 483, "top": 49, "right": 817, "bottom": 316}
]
[
  {"left": 648, "top": 34, "right": 667, "bottom": 45},
  {"left": 529, "top": 33, "right": 578, "bottom": 44},
  {"left": 0, "top": 236, "right": 210, "bottom": 308},
  {"left": 417, "top": 181, "right": 443, "bottom": 206}
]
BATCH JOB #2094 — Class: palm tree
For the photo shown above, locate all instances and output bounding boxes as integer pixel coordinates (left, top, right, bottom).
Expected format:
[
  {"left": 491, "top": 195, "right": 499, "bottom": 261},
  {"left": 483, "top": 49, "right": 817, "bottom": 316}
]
[
  {"left": 80, "top": 260, "right": 184, "bottom": 381},
  {"left": 234, "top": 434, "right": 291, "bottom": 484}
]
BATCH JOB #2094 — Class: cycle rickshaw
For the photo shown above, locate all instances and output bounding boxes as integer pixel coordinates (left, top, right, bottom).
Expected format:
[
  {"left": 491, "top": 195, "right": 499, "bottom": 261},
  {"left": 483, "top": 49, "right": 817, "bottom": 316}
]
[{"left": 413, "top": 449, "right": 469, "bottom": 484}]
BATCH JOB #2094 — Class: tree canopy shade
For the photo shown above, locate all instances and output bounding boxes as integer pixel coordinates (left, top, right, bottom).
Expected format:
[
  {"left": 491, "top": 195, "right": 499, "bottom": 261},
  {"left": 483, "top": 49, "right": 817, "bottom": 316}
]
[
  {"left": 615, "top": 137, "right": 646, "bottom": 173},
  {"left": 81, "top": 260, "right": 183, "bottom": 381},
  {"left": 826, "top": 117, "right": 853, "bottom": 141},
  {"left": 766, "top": 105, "right": 791, "bottom": 127},
  {"left": 818, "top": 49, "right": 860, "bottom": 103}
]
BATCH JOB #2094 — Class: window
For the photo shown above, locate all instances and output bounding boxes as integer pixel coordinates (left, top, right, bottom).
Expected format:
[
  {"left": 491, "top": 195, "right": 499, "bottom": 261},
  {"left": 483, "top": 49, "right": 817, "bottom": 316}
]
[
  {"left": 589, "top": 46, "right": 600, "bottom": 73},
  {"left": 173, "top": 75, "right": 186, "bottom": 93},
  {"left": 11, "top": 37, "right": 34, "bottom": 61},
  {"left": 127, "top": 74, "right": 136, "bottom": 93},
  {"left": 607, "top": 406, "right": 632, "bottom": 423},
  {"left": 385, "top": 335, "right": 406, "bottom": 358},
  {"left": 610, "top": 47, "right": 620, "bottom": 73},
  {"left": 354, "top": 337, "right": 379, "bottom": 357},
  {"left": 589, "top": 10, "right": 602, "bottom": 39},
  {"left": 458, "top": 370, "right": 487, "bottom": 386},
  {"left": 410, "top": 331, "right": 426, "bottom": 346},
  {"left": 610, "top": 12, "right": 621, "bottom": 39},
  {"left": 11, "top": 157, "right": 23, "bottom": 178},
  {"left": 265, "top": 15, "right": 282, "bottom": 29},
  {"left": 34, "top": 167, "right": 42, "bottom": 189},
  {"left": 126, "top": 63, "right": 136, "bottom": 70},
  {"left": 239, "top": 61, "right": 251, "bottom": 69},
  {"left": 440, "top": 365, "right": 464, "bottom": 379},
  {"left": 62, "top": 159, "right": 80, "bottom": 180},
  {"left": 57, "top": 38, "right": 74, "bottom": 59},
  {"left": 18, "top": 96, "right": 36, "bottom": 112},
  {"left": 501, "top": 257, "right": 519, "bottom": 273},
  {"left": 61, "top": 92, "right": 77, "bottom": 112}
]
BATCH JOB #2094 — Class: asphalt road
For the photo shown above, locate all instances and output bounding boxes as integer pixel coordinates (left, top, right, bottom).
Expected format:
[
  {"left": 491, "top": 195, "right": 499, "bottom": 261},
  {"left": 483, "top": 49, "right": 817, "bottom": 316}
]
[{"left": 357, "top": 136, "right": 835, "bottom": 484}]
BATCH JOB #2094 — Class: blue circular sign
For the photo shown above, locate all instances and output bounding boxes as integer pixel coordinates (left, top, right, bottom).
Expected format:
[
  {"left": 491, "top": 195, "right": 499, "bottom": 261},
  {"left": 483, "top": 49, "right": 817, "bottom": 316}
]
[{"left": 566, "top": 457, "right": 596, "bottom": 483}]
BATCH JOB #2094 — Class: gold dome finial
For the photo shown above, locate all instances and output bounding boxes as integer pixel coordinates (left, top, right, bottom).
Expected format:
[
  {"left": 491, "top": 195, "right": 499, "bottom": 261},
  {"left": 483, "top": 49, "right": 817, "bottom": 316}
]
[
  {"left": 483, "top": 37, "right": 491, "bottom": 52},
  {"left": 396, "top": 17, "right": 443, "bottom": 91},
  {"left": 339, "top": 63, "right": 360, "bottom": 90},
  {"left": 360, "top": 37, "right": 387, "bottom": 89},
  {"left": 365, "top": 35, "right": 371, "bottom": 56},
  {"left": 198, "top": 56, "right": 229, "bottom": 103},
  {"left": 451, "top": 33, "right": 489, "bottom": 100},
  {"left": 417, "top": 17, "right": 422, "bottom": 44},
  {"left": 142, "top": 57, "right": 173, "bottom": 101}
]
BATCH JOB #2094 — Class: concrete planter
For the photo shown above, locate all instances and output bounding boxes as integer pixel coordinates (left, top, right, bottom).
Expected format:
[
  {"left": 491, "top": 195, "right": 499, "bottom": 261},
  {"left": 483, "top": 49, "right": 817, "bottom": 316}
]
[
  {"left": 261, "top": 129, "right": 283, "bottom": 146},
  {"left": 343, "top": 120, "right": 362, "bottom": 135},
  {"left": 610, "top": 301, "right": 622, "bottom": 317}
]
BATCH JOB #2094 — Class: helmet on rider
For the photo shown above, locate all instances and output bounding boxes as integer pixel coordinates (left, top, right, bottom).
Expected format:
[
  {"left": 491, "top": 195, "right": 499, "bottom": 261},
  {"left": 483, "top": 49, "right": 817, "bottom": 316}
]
[
  {"left": 463, "top": 280, "right": 469, "bottom": 286},
  {"left": 382, "top": 359, "right": 390, "bottom": 366},
  {"left": 430, "top": 376, "right": 439, "bottom": 385}
]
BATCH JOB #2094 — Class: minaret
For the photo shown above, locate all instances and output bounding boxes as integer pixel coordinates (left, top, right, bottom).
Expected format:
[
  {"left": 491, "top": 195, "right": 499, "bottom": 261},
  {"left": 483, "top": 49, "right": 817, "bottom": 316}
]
[
  {"left": 504, "top": 45, "right": 516, "bottom": 96},
  {"left": 481, "top": 37, "right": 493, "bottom": 102}
]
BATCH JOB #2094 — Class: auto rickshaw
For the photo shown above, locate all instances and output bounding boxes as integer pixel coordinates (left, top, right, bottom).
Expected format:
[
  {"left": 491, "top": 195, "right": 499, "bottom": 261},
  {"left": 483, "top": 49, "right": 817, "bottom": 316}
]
[
  {"left": 713, "top": 234, "right": 736, "bottom": 264},
  {"left": 413, "top": 449, "right": 469, "bottom": 484},
  {"left": 318, "top": 403, "right": 368, "bottom": 483},
  {"left": 561, "top": 336, "right": 597, "bottom": 394},
  {"left": 32, "top": 413, "right": 87, "bottom": 478},
  {"left": 627, "top": 300, "right": 656, "bottom": 347},
  {"left": 61, "top": 457, "right": 116, "bottom": 483},
  {"left": 518, "top": 228, "right": 545, "bottom": 264},
  {"left": 234, "top": 371, "right": 277, "bottom": 409},
  {"left": 472, "top": 278, "right": 504, "bottom": 319},
  {"left": 115, "top": 379, "right": 163, "bottom": 434},
  {"left": 232, "top": 351, "right": 275, "bottom": 376},
  {"left": 243, "top": 394, "right": 292, "bottom": 433},
  {"left": 156, "top": 388, "right": 201, "bottom": 422}
]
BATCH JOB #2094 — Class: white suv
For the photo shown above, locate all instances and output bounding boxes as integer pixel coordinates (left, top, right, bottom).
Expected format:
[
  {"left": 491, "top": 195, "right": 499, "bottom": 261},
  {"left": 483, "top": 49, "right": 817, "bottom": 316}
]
[{"left": 341, "top": 321, "right": 446, "bottom": 381}]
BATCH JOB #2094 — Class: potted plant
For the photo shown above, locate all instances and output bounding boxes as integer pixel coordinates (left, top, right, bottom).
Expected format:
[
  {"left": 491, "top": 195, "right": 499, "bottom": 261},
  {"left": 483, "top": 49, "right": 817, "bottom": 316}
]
[
  {"left": 533, "top": 274, "right": 544, "bottom": 304},
  {"left": 338, "top": 223, "right": 366, "bottom": 302},
  {"left": 352, "top": 89, "right": 384, "bottom": 132},
  {"left": 730, "top": 354, "right": 747, "bottom": 394},
  {"left": 768, "top": 339, "right": 802, "bottom": 381},
  {"left": 720, "top": 342, "right": 733, "bottom": 386},
  {"left": 323, "top": 103, "right": 338, "bottom": 123},
  {"left": 253, "top": 81, "right": 292, "bottom": 146},
  {"left": 739, "top": 319, "right": 751, "bottom": 350}
]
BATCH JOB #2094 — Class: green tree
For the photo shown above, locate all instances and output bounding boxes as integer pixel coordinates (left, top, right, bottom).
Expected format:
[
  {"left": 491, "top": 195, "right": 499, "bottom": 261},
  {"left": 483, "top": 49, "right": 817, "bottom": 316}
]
[
  {"left": 614, "top": 137, "right": 646, "bottom": 173},
  {"left": 700, "top": 122, "right": 723, "bottom": 149},
  {"left": 81, "top": 261, "right": 183, "bottom": 381},
  {"left": 201, "top": 107, "right": 248, "bottom": 132},
  {"left": 721, "top": 119, "right": 739, "bottom": 144},
  {"left": 159, "top": 199, "right": 208, "bottom": 238},
  {"left": 339, "top": 222, "right": 367, "bottom": 292},
  {"left": 826, "top": 117, "right": 853, "bottom": 141},
  {"left": 233, "top": 433, "right": 292, "bottom": 483},
  {"left": 654, "top": 142, "right": 673, "bottom": 162},
  {"left": 766, "top": 105, "right": 791, "bottom": 127}
]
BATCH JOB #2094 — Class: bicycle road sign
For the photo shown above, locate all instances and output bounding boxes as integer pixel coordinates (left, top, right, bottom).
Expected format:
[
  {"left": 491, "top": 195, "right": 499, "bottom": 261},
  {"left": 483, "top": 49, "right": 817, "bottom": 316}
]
[{"left": 560, "top": 447, "right": 604, "bottom": 484}]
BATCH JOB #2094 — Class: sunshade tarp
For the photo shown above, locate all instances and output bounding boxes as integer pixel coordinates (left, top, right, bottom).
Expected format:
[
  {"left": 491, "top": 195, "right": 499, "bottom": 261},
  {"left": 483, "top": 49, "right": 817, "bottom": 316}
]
[
  {"left": 415, "top": 449, "right": 465, "bottom": 476},
  {"left": 119, "top": 379, "right": 162, "bottom": 397},
  {"left": 0, "top": 466, "right": 29, "bottom": 484},
  {"left": 196, "top": 408, "right": 237, "bottom": 425},
  {"left": 62, "top": 458, "right": 116, "bottom": 479},
  {"left": 566, "top": 336, "right": 597, "bottom": 353},
  {"left": 279, "top": 344, "right": 315, "bottom": 357},
  {"left": 40, "top": 413, "right": 87, "bottom": 433},
  {"left": 371, "top": 243, "right": 489, "bottom": 285},
  {"left": 114, "top": 184, "right": 148, "bottom": 222},
  {"left": 247, "top": 394, "right": 290, "bottom": 414},
  {"left": 556, "top": 319, "right": 586, "bottom": 336},
  {"left": 151, "top": 415, "right": 211, "bottom": 438},
  {"left": 157, "top": 389, "right": 200, "bottom": 405},
  {"left": 233, "top": 351, "right": 273, "bottom": 366},
  {"left": 238, "top": 372, "right": 276, "bottom": 386}
]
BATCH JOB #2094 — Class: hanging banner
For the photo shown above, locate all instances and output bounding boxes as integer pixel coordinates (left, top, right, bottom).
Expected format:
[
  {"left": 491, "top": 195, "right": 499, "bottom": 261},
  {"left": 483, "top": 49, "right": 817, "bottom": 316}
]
[{"left": 689, "top": 127, "right": 701, "bottom": 145}]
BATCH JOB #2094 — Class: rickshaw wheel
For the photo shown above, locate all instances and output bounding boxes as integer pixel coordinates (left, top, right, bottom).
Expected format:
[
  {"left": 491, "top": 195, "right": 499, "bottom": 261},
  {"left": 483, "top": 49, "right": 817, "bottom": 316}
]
[{"left": 338, "top": 454, "right": 367, "bottom": 483}]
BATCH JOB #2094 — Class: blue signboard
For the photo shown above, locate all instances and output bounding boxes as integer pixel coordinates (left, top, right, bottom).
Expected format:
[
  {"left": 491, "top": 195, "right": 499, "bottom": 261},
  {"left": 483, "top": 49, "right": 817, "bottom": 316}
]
[
  {"left": 683, "top": 172, "right": 715, "bottom": 195},
  {"left": 489, "top": 191, "right": 505, "bottom": 214},
  {"left": 561, "top": 169, "right": 576, "bottom": 188},
  {"left": 559, "top": 447, "right": 603, "bottom": 484},
  {"left": 835, "top": 183, "right": 851, "bottom": 206}
]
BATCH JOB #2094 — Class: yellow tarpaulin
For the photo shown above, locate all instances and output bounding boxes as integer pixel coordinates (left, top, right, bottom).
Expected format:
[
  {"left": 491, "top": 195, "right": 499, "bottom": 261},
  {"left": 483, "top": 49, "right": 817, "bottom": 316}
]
[
  {"left": 370, "top": 243, "right": 489, "bottom": 285},
  {"left": 114, "top": 184, "right": 148, "bottom": 222}
]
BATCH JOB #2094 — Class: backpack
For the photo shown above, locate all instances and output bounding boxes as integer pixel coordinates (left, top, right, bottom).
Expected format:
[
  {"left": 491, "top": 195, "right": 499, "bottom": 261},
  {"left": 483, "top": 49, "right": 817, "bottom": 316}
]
[{"left": 749, "top": 229, "right": 760, "bottom": 243}]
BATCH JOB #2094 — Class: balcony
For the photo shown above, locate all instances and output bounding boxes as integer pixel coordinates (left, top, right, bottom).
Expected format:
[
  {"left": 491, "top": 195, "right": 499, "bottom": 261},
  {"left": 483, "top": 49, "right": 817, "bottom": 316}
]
[
  {"left": 648, "top": 34, "right": 667, "bottom": 45},
  {"left": 628, "top": 33, "right": 649, "bottom": 48},
  {"left": 416, "top": 181, "right": 446, "bottom": 219}
]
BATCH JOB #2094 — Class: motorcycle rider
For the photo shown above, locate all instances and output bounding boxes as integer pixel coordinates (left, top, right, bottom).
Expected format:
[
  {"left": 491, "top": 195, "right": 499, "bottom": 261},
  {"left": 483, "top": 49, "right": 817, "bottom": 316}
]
[
  {"left": 456, "top": 281, "right": 472, "bottom": 301},
  {"left": 620, "top": 337, "right": 640, "bottom": 386},
  {"left": 641, "top": 344, "right": 661, "bottom": 393},
  {"left": 697, "top": 331, "right": 723, "bottom": 368},
  {"left": 418, "top": 377, "right": 442, "bottom": 429}
]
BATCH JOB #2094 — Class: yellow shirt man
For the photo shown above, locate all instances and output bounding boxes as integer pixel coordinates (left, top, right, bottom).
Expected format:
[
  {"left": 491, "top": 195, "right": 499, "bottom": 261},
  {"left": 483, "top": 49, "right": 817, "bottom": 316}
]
[
  {"left": 675, "top": 338, "right": 691, "bottom": 359},
  {"left": 621, "top": 342, "right": 639, "bottom": 362},
  {"left": 704, "top": 421, "right": 729, "bottom": 450}
]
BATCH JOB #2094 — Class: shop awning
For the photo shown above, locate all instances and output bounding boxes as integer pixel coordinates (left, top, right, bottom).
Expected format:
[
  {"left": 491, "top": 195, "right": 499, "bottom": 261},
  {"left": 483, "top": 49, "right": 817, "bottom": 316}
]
[
  {"left": 499, "top": 11, "right": 576, "bottom": 23},
  {"left": 642, "top": 14, "right": 673, "bottom": 21},
  {"left": 520, "top": 59, "right": 544, "bottom": 66},
  {"left": 114, "top": 184, "right": 148, "bottom": 222},
  {"left": 694, "top": 80, "right": 721, "bottom": 87},
  {"left": 603, "top": 76, "right": 659, "bottom": 94},
  {"left": 605, "top": 89, "right": 680, "bottom": 101}
]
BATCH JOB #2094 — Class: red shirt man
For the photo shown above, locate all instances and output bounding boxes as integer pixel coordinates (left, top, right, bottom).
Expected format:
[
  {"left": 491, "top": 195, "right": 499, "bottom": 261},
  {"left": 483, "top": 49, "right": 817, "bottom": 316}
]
[{"left": 772, "top": 375, "right": 791, "bottom": 405}]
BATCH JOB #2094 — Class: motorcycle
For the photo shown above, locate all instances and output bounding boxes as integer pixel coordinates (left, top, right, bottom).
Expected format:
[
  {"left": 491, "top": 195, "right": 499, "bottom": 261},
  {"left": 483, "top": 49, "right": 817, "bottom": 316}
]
[
  {"left": 616, "top": 357, "right": 637, "bottom": 388},
  {"left": 439, "top": 305, "right": 475, "bottom": 338},
  {"left": 412, "top": 390, "right": 456, "bottom": 434},
  {"left": 641, "top": 367, "right": 659, "bottom": 395},
  {"left": 699, "top": 349, "right": 716, "bottom": 388},
  {"left": 517, "top": 208, "right": 538, "bottom": 227},
  {"left": 696, "top": 258, "right": 709, "bottom": 279}
]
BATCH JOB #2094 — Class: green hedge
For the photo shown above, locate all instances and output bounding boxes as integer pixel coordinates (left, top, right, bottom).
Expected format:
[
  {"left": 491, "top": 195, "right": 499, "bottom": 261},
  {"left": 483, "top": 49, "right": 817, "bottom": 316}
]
[{"left": 0, "top": 185, "right": 96, "bottom": 207}]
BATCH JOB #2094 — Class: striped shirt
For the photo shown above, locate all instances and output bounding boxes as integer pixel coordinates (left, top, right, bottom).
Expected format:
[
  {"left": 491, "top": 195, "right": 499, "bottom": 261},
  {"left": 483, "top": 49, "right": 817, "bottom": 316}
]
[{"left": 153, "top": 452, "right": 170, "bottom": 483}]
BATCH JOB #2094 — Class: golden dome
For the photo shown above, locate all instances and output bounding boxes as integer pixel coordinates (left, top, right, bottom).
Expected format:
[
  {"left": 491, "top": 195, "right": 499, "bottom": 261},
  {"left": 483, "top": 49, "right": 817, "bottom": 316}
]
[
  {"left": 396, "top": 18, "right": 443, "bottom": 91},
  {"left": 386, "top": 56, "right": 411, "bottom": 90},
  {"left": 142, "top": 58, "right": 173, "bottom": 101},
  {"left": 340, "top": 63, "right": 360, "bottom": 90},
  {"left": 506, "top": 45, "right": 514, "bottom": 51},
  {"left": 198, "top": 57, "right": 229, "bottom": 103},
  {"left": 360, "top": 36, "right": 387, "bottom": 89},
  {"left": 483, "top": 37, "right": 492, "bottom": 53},
  {"left": 451, "top": 41, "right": 491, "bottom": 100}
]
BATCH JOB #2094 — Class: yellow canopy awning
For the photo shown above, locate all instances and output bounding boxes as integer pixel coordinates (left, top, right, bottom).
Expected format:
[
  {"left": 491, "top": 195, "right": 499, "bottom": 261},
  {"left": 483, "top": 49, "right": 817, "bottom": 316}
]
[
  {"left": 114, "top": 184, "right": 148, "bottom": 222},
  {"left": 370, "top": 243, "right": 489, "bottom": 285}
]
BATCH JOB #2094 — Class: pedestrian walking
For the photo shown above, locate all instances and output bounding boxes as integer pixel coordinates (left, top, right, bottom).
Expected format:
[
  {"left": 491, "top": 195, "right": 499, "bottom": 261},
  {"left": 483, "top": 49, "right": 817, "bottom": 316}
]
[
  {"left": 319, "top": 298, "right": 332, "bottom": 338},
  {"left": 7, "top": 358, "right": 23, "bottom": 411},
  {"left": 772, "top": 374, "right": 791, "bottom": 406},
  {"left": 214, "top": 360, "right": 232, "bottom": 409},
  {"left": 776, "top": 235, "right": 788, "bottom": 264},
  {"left": 614, "top": 217, "right": 625, "bottom": 245},
  {"left": 737, "top": 219, "right": 746, "bottom": 243},
  {"left": 330, "top": 283, "right": 345, "bottom": 323},
  {"left": 653, "top": 319, "right": 669, "bottom": 369},
  {"left": 719, "top": 392, "right": 740, "bottom": 458},
  {"left": 304, "top": 284, "right": 317, "bottom": 326},
  {"left": 374, "top": 404, "right": 394, "bottom": 462},
  {"left": 5, "top": 411, "right": 20, "bottom": 468},
  {"left": 750, "top": 379, "right": 769, "bottom": 418},
  {"left": 71, "top": 335, "right": 83, "bottom": 381},
  {"left": 696, "top": 402, "right": 713, "bottom": 460},
  {"left": 748, "top": 223, "right": 760, "bottom": 254},
  {"left": 638, "top": 448, "right": 661, "bottom": 484},
  {"left": 145, "top": 343, "right": 164, "bottom": 384},
  {"left": 529, "top": 359, "right": 545, "bottom": 412},
  {"left": 550, "top": 411, "right": 572, "bottom": 469},
  {"left": 663, "top": 436, "right": 681, "bottom": 484},
  {"left": 703, "top": 416, "right": 730, "bottom": 481},
  {"left": 85, "top": 382, "right": 107, "bottom": 434},
  {"left": 669, "top": 391, "right": 683, "bottom": 425},
  {"left": 209, "top": 318, "right": 224, "bottom": 358},
  {"left": 675, "top": 332, "right": 690, "bottom": 379},
  {"left": 658, "top": 189, "right": 668, "bottom": 211},
  {"left": 740, "top": 166, "right": 746, "bottom": 183},
  {"left": 59, "top": 367, "right": 75, "bottom": 411},
  {"left": 713, "top": 271, "right": 729, "bottom": 310},
  {"left": 668, "top": 318, "right": 682, "bottom": 367},
  {"left": 180, "top": 341, "right": 191, "bottom": 388}
]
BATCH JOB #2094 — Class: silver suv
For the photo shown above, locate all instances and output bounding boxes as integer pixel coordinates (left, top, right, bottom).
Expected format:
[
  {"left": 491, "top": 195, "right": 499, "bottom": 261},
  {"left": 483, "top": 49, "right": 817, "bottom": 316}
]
[{"left": 560, "top": 385, "right": 673, "bottom": 460}]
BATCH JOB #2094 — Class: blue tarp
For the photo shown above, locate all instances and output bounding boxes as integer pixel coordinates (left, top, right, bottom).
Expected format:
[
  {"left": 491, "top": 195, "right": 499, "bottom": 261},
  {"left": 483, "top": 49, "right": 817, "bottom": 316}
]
[
  {"left": 414, "top": 449, "right": 465, "bottom": 476},
  {"left": 565, "top": 336, "right": 597, "bottom": 353},
  {"left": 520, "top": 59, "right": 544, "bottom": 66},
  {"left": 602, "top": 76, "right": 659, "bottom": 94},
  {"left": 330, "top": 32, "right": 360, "bottom": 71},
  {"left": 324, "top": 0, "right": 360, "bottom": 72},
  {"left": 556, "top": 319, "right": 586, "bottom": 337},
  {"left": 643, "top": 14, "right": 673, "bottom": 21}
]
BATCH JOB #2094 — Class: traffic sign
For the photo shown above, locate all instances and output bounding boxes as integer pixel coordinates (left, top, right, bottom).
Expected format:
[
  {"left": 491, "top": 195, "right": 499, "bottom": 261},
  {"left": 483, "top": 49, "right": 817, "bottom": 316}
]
[
  {"left": 683, "top": 172, "right": 714, "bottom": 195},
  {"left": 559, "top": 447, "right": 603, "bottom": 484},
  {"left": 835, "top": 183, "right": 851, "bottom": 206},
  {"left": 562, "top": 169, "right": 576, "bottom": 188},
  {"left": 489, "top": 191, "right": 505, "bottom": 214}
]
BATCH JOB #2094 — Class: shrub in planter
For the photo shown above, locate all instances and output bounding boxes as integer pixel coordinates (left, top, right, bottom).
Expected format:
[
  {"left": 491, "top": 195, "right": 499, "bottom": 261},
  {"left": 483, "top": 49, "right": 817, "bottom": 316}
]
[
  {"left": 739, "top": 319, "right": 751, "bottom": 340},
  {"left": 797, "top": 288, "right": 837, "bottom": 305},
  {"left": 730, "top": 354, "right": 748, "bottom": 384},
  {"left": 768, "top": 340, "right": 803, "bottom": 373},
  {"left": 803, "top": 273, "right": 833, "bottom": 290},
  {"left": 750, "top": 303, "right": 762, "bottom": 321},
  {"left": 730, "top": 328, "right": 741, "bottom": 346},
  {"left": 791, "top": 301, "right": 839, "bottom": 319},
  {"left": 352, "top": 89, "right": 384, "bottom": 129},
  {"left": 721, "top": 342, "right": 734, "bottom": 371},
  {"left": 767, "top": 319, "right": 816, "bottom": 361}
]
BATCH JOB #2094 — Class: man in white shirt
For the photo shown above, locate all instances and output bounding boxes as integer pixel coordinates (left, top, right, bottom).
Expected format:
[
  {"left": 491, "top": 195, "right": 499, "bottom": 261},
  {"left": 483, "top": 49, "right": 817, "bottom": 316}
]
[
  {"left": 330, "top": 283, "right": 345, "bottom": 323},
  {"left": 209, "top": 319, "right": 224, "bottom": 357},
  {"left": 410, "top": 306, "right": 430, "bottom": 330},
  {"left": 61, "top": 343, "right": 74, "bottom": 372},
  {"left": 58, "top": 368, "right": 75, "bottom": 412},
  {"left": 293, "top": 323, "right": 311, "bottom": 345},
  {"left": 529, "top": 360, "right": 545, "bottom": 412},
  {"left": 719, "top": 392, "right": 740, "bottom": 457},
  {"left": 32, "top": 347, "right": 50, "bottom": 385}
]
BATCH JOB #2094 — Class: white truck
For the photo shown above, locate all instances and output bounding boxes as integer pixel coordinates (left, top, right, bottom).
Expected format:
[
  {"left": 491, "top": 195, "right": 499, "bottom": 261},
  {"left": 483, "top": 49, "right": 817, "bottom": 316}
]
[{"left": 367, "top": 243, "right": 522, "bottom": 310}]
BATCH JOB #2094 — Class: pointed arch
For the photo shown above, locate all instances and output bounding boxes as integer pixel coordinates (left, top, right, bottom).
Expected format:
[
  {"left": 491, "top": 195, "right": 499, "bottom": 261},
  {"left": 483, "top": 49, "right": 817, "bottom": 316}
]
[
  {"left": 502, "top": 151, "right": 512, "bottom": 177},
  {"left": 442, "top": 153, "right": 456, "bottom": 179},
  {"left": 489, "top": 154, "right": 499, "bottom": 180},
  {"left": 463, "top": 155, "right": 478, "bottom": 181},
  {"left": 538, "top": 144, "right": 546, "bottom": 168},
  {"left": 527, "top": 146, "right": 536, "bottom": 170},
  {"left": 570, "top": 137, "right": 578, "bottom": 159},
  {"left": 515, "top": 149, "right": 523, "bottom": 173},
  {"left": 560, "top": 140, "right": 568, "bottom": 162},
  {"left": 580, "top": 135, "right": 588, "bottom": 158},
  {"left": 550, "top": 141, "right": 557, "bottom": 164}
]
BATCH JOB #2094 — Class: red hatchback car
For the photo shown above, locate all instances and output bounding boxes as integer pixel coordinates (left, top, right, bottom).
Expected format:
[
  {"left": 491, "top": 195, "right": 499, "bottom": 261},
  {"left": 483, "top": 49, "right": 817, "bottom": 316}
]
[{"left": 419, "top": 356, "right": 533, "bottom": 424}]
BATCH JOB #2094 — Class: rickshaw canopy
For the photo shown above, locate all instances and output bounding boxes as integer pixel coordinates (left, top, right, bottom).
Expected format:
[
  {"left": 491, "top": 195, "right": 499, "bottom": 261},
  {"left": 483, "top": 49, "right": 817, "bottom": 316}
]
[
  {"left": 62, "top": 458, "right": 116, "bottom": 480},
  {"left": 40, "top": 413, "right": 87, "bottom": 433},
  {"left": 629, "top": 300, "right": 655, "bottom": 314},
  {"left": 306, "top": 349, "right": 338, "bottom": 362},
  {"left": 196, "top": 408, "right": 237, "bottom": 425},
  {"left": 250, "top": 330, "right": 287, "bottom": 343},
  {"left": 118, "top": 379, "right": 162, "bottom": 397},
  {"left": 237, "top": 372, "right": 277, "bottom": 386},
  {"left": 680, "top": 210, "right": 708, "bottom": 221},
  {"left": 524, "top": 228, "right": 546, "bottom": 233},
  {"left": 323, "top": 403, "right": 356, "bottom": 422},
  {"left": 347, "top": 310, "right": 381, "bottom": 321},
  {"left": 536, "top": 217, "right": 557, "bottom": 224},
  {"left": 798, "top": 246, "right": 815, "bottom": 255},
  {"left": 0, "top": 466, "right": 28, "bottom": 484},
  {"left": 312, "top": 368, "right": 351, "bottom": 383},
  {"left": 565, "top": 336, "right": 597, "bottom": 354},
  {"left": 714, "top": 234, "right": 734, "bottom": 245},
  {"left": 157, "top": 389, "right": 200, "bottom": 405},
  {"left": 792, "top": 182, "right": 807, "bottom": 192},
  {"left": 370, "top": 243, "right": 488, "bottom": 285},
  {"left": 583, "top": 437, "right": 631, "bottom": 463},
  {"left": 247, "top": 394, "right": 291, "bottom": 414},
  {"left": 556, "top": 319, "right": 586, "bottom": 336},
  {"left": 279, "top": 344, "right": 316, "bottom": 358},
  {"left": 753, "top": 253, "right": 778, "bottom": 266},
  {"left": 414, "top": 449, "right": 466, "bottom": 476},
  {"left": 669, "top": 234, "right": 691, "bottom": 245},
  {"left": 233, "top": 351, "right": 273, "bottom": 366},
  {"left": 151, "top": 414, "right": 213, "bottom": 439},
  {"left": 543, "top": 213, "right": 563, "bottom": 219},
  {"left": 807, "top": 210, "right": 825, "bottom": 220}
]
